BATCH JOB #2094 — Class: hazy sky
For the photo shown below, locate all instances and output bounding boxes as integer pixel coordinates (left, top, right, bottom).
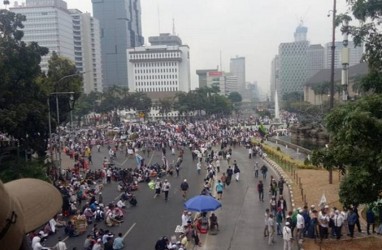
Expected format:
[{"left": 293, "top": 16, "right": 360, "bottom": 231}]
[{"left": 6, "top": 0, "right": 352, "bottom": 93}]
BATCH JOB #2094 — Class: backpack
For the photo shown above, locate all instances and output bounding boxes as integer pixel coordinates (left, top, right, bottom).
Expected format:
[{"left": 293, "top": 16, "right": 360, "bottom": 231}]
[{"left": 95, "top": 210, "right": 104, "bottom": 221}]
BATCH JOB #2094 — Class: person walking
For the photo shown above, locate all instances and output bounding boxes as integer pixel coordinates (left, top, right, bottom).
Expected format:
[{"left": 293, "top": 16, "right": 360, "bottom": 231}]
[
  {"left": 154, "top": 178, "right": 162, "bottom": 198},
  {"left": 260, "top": 164, "right": 268, "bottom": 180},
  {"left": 216, "top": 180, "right": 224, "bottom": 200},
  {"left": 366, "top": 206, "right": 376, "bottom": 235},
  {"left": 333, "top": 209, "right": 344, "bottom": 239},
  {"left": 264, "top": 208, "right": 270, "bottom": 237},
  {"left": 268, "top": 214, "right": 276, "bottom": 245},
  {"left": 162, "top": 179, "right": 171, "bottom": 201},
  {"left": 215, "top": 158, "right": 220, "bottom": 173},
  {"left": 233, "top": 164, "right": 240, "bottom": 182},
  {"left": 353, "top": 204, "right": 362, "bottom": 233},
  {"left": 196, "top": 161, "right": 201, "bottom": 175},
  {"left": 254, "top": 162, "right": 259, "bottom": 178},
  {"left": 258, "top": 180, "right": 264, "bottom": 202},
  {"left": 180, "top": 179, "right": 189, "bottom": 200},
  {"left": 226, "top": 166, "right": 233, "bottom": 186},
  {"left": 348, "top": 207, "right": 357, "bottom": 238},
  {"left": 283, "top": 222, "right": 292, "bottom": 250}
]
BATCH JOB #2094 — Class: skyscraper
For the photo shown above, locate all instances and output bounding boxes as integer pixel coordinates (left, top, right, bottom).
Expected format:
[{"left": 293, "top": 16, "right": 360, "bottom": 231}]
[
  {"left": 307, "top": 44, "right": 324, "bottom": 79},
  {"left": 230, "top": 56, "right": 246, "bottom": 94},
  {"left": 92, "top": 0, "right": 144, "bottom": 89},
  {"left": 69, "top": 9, "right": 103, "bottom": 93},
  {"left": 278, "top": 24, "right": 309, "bottom": 98},
  {"left": 11, "top": 0, "right": 75, "bottom": 72}
]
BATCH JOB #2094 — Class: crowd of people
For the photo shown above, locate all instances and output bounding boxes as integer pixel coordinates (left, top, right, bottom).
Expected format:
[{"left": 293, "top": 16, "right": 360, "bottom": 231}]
[{"left": 29, "top": 117, "right": 381, "bottom": 250}]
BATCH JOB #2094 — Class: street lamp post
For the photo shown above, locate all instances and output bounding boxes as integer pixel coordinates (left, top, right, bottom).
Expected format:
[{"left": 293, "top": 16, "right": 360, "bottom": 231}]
[
  {"left": 329, "top": 0, "right": 337, "bottom": 110},
  {"left": 48, "top": 72, "right": 85, "bottom": 172}
]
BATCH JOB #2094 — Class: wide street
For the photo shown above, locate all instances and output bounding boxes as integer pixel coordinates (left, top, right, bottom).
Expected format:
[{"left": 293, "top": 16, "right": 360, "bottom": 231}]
[{"left": 45, "top": 142, "right": 288, "bottom": 250}]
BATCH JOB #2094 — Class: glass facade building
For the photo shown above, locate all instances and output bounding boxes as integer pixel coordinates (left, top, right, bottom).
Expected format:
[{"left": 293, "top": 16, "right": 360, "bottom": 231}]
[{"left": 92, "top": 0, "right": 144, "bottom": 89}]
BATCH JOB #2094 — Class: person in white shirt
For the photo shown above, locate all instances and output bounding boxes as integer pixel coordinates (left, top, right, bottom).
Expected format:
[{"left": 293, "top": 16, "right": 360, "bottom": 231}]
[
  {"left": 296, "top": 209, "right": 305, "bottom": 240},
  {"left": 333, "top": 210, "right": 344, "bottom": 239},
  {"left": 117, "top": 199, "right": 126, "bottom": 209},
  {"left": 162, "top": 179, "right": 171, "bottom": 201},
  {"left": 53, "top": 237, "right": 67, "bottom": 250},
  {"left": 318, "top": 210, "right": 330, "bottom": 241},
  {"left": 181, "top": 211, "right": 192, "bottom": 227},
  {"left": 267, "top": 214, "right": 276, "bottom": 245},
  {"left": 283, "top": 222, "right": 292, "bottom": 250}
]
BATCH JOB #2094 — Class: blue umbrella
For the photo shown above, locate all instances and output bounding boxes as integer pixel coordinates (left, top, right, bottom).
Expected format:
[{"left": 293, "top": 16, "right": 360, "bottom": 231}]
[{"left": 184, "top": 195, "right": 222, "bottom": 212}]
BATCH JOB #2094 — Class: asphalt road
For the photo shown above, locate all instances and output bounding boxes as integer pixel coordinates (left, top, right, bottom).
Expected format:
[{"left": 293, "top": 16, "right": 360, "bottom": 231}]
[
  {"left": 45, "top": 145, "right": 207, "bottom": 249},
  {"left": 198, "top": 145, "right": 290, "bottom": 250}
]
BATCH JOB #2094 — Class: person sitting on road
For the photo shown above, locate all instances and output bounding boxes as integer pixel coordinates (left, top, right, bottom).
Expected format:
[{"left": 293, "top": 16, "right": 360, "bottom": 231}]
[{"left": 210, "top": 213, "right": 219, "bottom": 231}]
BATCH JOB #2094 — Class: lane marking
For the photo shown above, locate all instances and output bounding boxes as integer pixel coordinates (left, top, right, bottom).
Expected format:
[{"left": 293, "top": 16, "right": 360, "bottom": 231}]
[{"left": 123, "top": 222, "right": 136, "bottom": 239}]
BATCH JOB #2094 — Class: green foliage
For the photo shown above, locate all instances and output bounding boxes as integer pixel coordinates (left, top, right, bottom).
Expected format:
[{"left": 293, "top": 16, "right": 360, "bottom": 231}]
[
  {"left": 0, "top": 159, "right": 49, "bottom": 183},
  {"left": 228, "top": 91, "right": 242, "bottom": 103},
  {"left": 173, "top": 87, "right": 233, "bottom": 116},
  {"left": 315, "top": 94, "right": 382, "bottom": 204},
  {"left": 0, "top": 9, "right": 26, "bottom": 41},
  {"left": 339, "top": 1, "right": 382, "bottom": 93}
]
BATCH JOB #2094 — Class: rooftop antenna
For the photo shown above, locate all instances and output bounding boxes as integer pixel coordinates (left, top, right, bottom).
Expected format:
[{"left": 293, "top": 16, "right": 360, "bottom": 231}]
[
  {"left": 220, "top": 50, "right": 223, "bottom": 72},
  {"left": 172, "top": 18, "right": 176, "bottom": 35}
]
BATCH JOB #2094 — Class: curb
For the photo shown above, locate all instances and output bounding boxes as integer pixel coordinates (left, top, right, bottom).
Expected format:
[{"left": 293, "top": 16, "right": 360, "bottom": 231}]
[{"left": 264, "top": 157, "right": 295, "bottom": 210}]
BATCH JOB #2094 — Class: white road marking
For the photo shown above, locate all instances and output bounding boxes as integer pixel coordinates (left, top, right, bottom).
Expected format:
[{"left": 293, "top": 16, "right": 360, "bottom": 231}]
[{"left": 123, "top": 222, "right": 136, "bottom": 239}]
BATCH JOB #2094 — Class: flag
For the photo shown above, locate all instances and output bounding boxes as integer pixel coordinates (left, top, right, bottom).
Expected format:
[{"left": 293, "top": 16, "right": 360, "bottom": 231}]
[{"left": 319, "top": 193, "right": 327, "bottom": 208}]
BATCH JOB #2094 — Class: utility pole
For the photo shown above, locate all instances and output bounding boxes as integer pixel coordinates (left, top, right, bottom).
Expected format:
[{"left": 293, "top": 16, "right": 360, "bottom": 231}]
[
  {"left": 328, "top": 0, "right": 337, "bottom": 185},
  {"left": 329, "top": 0, "right": 337, "bottom": 110}
]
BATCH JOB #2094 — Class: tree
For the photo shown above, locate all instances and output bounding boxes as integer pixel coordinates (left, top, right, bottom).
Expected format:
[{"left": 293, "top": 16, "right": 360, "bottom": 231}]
[
  {"left": 0, "top": 10, "right": 50, "bottom": 180},
  {"left": 312, "top": 94, "right": 382, "bottom": 204},
  {"left": 339, "top": 1, "right": 382, "bottom": 93},
  {"left": 228, "top": 91, "right": 242, "bottom": 103},
  {"left": 129, "top": 92, "right": 152, "bottom": 117},
  {"left": 44, "top": 52, "right": 83, "bottom": 128},
  {"left": 158, "top": 98, "right": 173, "bottom": 119}
]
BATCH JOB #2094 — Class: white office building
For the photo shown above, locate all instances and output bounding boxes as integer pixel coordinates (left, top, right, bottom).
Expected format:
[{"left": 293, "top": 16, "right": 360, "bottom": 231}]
[
  {"left": 127, "top": 33, "right": 191, "bottom": 93},
  {"left": 69, "top": 9, "right": 103, "bottom": 93},
  {"left": 11, "top": 0, "right": 75, "bottom": 72}
]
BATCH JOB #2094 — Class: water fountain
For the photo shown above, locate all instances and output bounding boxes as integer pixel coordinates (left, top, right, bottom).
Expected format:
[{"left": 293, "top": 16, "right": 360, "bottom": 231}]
[{"left": 274, "top": 90, "right": 280, "bottom": 122}]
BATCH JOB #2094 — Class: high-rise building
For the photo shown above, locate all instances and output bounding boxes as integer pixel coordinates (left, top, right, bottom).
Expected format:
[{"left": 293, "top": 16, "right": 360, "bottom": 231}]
[
  {"left": 230, "top": 56, "right": 246, "bottom": 94},
  {"left": 279, "top": 41, "right": 309, "bottom": 97},
  {"left": 324, "top": 41, "right": 363, "bottom": 69},
  {"left": 69, "top": 9, "right": 103, "bottom": 93},
  {"left": 127, "top": 33, "right": 190, "bottom": 93},
  {"left": 278, "top": 24, "right": 310, "bottom": 98},
  {"left": 92, "top": 0, "right": 144, "bottom": 89},
  {"left": 11, "top": 0, "right": 75, "bottom": 72},
  {"left": 224, "top": 74, "right": 239, "bottom": 95},
  {"left": 307, "top": 44, "right": 324, "bottom": 79}
]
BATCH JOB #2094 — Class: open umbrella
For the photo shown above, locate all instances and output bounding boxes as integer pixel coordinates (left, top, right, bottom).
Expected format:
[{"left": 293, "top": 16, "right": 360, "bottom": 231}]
[{"left": 184, "top": 195, "right": 222, "bottom": 212}]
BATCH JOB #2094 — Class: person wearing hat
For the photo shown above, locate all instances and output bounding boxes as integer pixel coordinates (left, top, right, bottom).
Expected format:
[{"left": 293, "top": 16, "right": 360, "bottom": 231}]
[
  {"left": 296, "top": 208, "right": 305, "bottom": 240},
  {"left": 153, "top": 178, "right": 162, "bottom": 198},
  {"left": 180, "top": 179, "right": 189, "bottom": 200},
  {"left": 162, "top": 179, "right": 171, "bottom": 201},
  {"left": 283, "top": 222, "right": 292, "bottom": 250},
  {"left": 0, "top": 178, "right": 62, "bottom": 250}
]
